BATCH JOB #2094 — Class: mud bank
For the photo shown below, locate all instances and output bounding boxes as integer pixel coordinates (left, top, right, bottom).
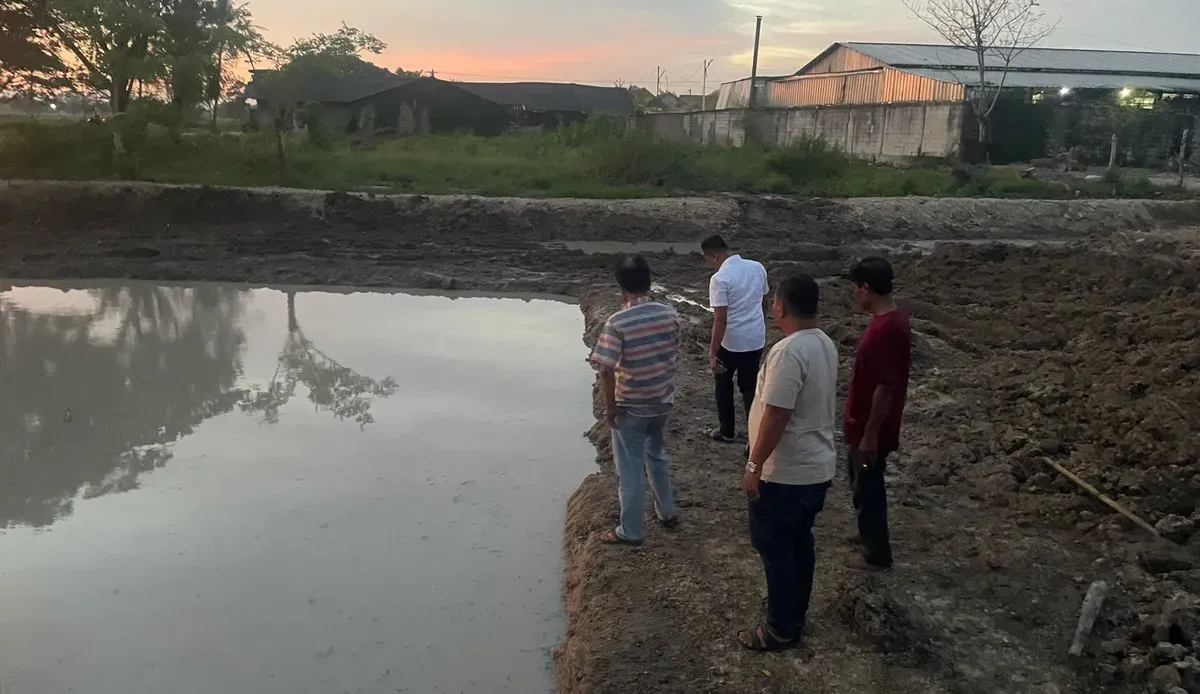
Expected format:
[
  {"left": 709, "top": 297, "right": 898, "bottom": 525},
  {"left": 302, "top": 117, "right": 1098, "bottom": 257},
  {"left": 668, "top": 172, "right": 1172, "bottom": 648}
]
[
  {"left": 3, "top": 180, "right": 1199, "bottom": 249},
  {"left": 3, "top": 182, "right": 1200, "bottom": 694}
]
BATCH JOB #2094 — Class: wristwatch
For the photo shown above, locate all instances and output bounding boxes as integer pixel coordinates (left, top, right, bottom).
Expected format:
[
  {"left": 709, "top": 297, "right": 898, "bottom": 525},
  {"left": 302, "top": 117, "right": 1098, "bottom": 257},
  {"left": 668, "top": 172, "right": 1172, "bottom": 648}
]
[{"left": 745, "top": 461, "right": 759, "bottom": 473}]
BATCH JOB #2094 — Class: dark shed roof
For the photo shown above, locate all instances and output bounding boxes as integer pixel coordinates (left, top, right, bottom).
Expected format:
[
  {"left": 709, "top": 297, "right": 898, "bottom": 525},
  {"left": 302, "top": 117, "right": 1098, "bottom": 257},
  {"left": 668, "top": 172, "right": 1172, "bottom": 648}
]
[
  {"left": 244, "top": 57, "right": 413, "bottom": 104},
  {"left": 454, "top": 82, "right": 633, "bottom": 114}
]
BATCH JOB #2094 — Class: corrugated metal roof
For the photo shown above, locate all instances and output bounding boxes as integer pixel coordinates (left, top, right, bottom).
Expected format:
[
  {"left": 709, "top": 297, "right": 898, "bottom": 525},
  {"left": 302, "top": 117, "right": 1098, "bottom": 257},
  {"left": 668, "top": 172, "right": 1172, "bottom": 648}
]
[
  {"left": 904, "top": 68, "right": 1200, "bottom": 93},
  {"left": 715, "top": 76, "right": 789, "bottom": 109},
  {"left": 840, "top": 42, "right": 1200, "bottom": 78}
]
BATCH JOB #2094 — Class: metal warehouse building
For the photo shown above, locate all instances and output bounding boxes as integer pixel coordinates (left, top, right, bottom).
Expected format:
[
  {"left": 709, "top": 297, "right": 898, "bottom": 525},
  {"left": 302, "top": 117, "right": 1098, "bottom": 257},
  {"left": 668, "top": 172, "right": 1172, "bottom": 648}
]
[
  {"left": 770, "top": 42, "right": 1200, "bottom": 107},
  {"left": 701, "top": 42, "right": 1200, "bottom": 163}
]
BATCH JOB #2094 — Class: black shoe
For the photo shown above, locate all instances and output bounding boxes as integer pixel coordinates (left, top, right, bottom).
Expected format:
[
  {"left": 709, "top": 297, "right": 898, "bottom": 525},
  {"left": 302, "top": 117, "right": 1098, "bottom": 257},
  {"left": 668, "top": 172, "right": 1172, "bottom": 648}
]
[{"left": 849, "top": 554, "right": 893, "bottom": 571}]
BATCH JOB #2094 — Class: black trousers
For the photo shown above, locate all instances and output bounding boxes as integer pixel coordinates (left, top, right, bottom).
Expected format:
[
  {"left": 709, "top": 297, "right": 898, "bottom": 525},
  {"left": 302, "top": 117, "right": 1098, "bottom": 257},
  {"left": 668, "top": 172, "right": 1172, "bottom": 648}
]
[
  {"left": 847, "top": 449, "right": 893, "bottom": 566},
  {"left": 714, "top": 346, "right": 763, "bottom": 438},
  {"left": 749, "top": 481, "right": 829, "bottom": 641}
]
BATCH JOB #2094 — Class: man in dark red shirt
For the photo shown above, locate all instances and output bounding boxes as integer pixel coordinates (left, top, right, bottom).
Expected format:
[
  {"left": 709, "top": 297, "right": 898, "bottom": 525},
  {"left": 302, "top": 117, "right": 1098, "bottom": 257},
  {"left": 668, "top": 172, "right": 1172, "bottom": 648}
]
[{"left": 844, "top": 257, "right": 911, "bottom": 570}]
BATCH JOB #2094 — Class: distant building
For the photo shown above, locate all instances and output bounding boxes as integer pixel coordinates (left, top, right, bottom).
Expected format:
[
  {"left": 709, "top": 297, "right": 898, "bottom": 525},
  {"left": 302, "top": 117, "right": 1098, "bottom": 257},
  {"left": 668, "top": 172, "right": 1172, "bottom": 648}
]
[
  {"left": 243, "top": 59, "right": 510, "bottom": 136},
  {"left": 644, "top": 93, "right": 710, "bottom": 112},
  {"left": 707, "top": 42, "right": 1200, "bottom": 163},
  {"left": 772, "top": 42, "right": 1200, "bottom": 108},
  {"left": 647, "top": 93, "right": 682, "bottom": 112},
  {"left": 454, "top": 82, "right": 634, "bottom": 127},
  {"left": 714, "top": 76, "right": 790, "bottom": 109}
]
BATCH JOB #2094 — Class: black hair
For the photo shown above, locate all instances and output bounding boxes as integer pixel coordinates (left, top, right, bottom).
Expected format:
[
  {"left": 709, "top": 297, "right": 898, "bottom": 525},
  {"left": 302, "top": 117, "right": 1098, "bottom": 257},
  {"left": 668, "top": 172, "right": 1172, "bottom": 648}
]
[
  {"left": 776, "top": 274, "right": 819, "bottom": 319},
  {"left": 848, "top": 256, "right": 895, "bottom": 296},
  {"left": 614, "top": 255, "right": 652, "bottom": 294},
  {"left": 700, "top": 235, "right": 729, "bottom": 254}
]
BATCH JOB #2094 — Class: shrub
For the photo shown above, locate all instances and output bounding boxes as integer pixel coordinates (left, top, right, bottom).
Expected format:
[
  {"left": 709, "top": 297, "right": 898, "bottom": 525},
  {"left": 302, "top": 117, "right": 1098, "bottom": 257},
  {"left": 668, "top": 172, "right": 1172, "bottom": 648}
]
[
  {"left": 765, "top": 137, "right": 849, "bottom": 183},
  {"left": 0, "top": 120, "right": 112, "bottom": 180},
  {"left": 588, "top": 133, "right": 702, "bottom": 189},
  {"left": 755, "top": 172, "right": 791, "bottom": 193}
]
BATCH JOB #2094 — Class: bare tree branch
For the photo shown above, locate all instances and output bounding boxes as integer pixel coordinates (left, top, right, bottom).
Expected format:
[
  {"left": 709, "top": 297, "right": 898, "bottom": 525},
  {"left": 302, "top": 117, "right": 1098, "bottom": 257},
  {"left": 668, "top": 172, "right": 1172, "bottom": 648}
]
[{"left": 902, "top": 0, "right": 1057, "bottom": 151}]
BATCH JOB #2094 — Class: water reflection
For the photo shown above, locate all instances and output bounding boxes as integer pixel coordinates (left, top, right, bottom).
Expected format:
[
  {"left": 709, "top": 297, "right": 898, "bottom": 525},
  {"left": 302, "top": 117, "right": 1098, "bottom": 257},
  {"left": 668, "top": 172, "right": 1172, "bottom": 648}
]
[
  {"left": 240, "top": 292, "right": 398, "bottom": 428},
  {"left": 0, "top": 283, "right": 593, "bottom": 694},
  {"left": 0, "top": 284, "right": 398, "bottom": 530},
  {"left": 0, "top": 285, "right": 246, "bottom": 529}
]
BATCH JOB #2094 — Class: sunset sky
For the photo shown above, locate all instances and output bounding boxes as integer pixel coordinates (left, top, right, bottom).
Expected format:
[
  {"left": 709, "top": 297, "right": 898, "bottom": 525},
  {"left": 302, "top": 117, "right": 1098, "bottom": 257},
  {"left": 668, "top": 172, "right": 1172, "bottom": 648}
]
[{"left": 248, "top": 0, "right": 1200, "bottom": 90}]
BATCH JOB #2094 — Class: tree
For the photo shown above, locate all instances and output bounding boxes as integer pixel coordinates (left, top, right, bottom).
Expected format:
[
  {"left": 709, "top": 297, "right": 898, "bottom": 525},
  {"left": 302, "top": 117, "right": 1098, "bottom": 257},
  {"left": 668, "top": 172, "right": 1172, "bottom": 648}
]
[
  {"left": 204, "top": 0, "right": 274, "bottom": 129},
  {"left": 0, "top": 0, "right": 67, "bottom": 92},
  {"left": 395, "top": 67, "right": 423, "bottom": 78},
  {"left": 903, "top": 0, "right": 1056, "bottom": 153},
  {"left": 12, "top": 0, "right": 269, "bottom": 121},
  {"left": 37, "top": 0, "right": 169, "bottom": 115},
  {"left": 161, "top": 0, "right": 213, "bottom": 114},
  {"left": 284, "top": 24, "right": 384, "bottom": 60}
]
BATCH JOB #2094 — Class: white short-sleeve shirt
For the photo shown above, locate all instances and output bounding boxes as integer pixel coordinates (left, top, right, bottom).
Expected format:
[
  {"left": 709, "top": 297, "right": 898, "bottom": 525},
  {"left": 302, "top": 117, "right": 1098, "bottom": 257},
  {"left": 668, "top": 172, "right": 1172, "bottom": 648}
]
[
  {"left": 708, "top": 254, "right": 770, "bottom": 353},
  {"left": 748, "top": 329, "right": 839, "bottom": 486}
]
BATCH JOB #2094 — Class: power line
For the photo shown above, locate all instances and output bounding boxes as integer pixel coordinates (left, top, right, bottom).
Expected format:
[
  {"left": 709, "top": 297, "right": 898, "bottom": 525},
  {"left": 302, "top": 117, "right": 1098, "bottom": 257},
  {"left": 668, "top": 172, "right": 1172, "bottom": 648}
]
[
  {"left": 1051, "top": 28, "right": 1159, "bottom": 52},
  {"left": 662, "top": 69, "right": 701, "bottom": 85}
]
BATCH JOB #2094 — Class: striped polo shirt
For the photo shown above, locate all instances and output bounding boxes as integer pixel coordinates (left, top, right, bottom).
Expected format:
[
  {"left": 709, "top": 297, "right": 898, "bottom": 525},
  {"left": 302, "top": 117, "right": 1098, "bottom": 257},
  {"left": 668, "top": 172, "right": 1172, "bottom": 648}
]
[{"left": 589, "top": 297, "right": 680, "bottom": 417}]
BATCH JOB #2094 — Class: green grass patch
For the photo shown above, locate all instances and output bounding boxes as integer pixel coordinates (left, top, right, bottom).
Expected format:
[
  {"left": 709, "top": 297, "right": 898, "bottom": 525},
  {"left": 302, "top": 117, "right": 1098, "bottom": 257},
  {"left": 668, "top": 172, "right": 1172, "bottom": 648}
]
[{"left": 0, "top": 118, "right": 1190, "bottom": 200}]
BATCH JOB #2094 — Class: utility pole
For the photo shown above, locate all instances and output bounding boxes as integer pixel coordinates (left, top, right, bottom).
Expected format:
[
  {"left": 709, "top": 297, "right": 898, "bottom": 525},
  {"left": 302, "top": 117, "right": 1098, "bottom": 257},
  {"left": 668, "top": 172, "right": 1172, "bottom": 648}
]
[
  {"left": 747, "top": 15, "right": 763, "bottom": 109},
  {"left": 701, "top": 58, "right": 714, "bottom": 111},
  {"left": 656, "top": 66, "right": 662, "bottom": 96}
]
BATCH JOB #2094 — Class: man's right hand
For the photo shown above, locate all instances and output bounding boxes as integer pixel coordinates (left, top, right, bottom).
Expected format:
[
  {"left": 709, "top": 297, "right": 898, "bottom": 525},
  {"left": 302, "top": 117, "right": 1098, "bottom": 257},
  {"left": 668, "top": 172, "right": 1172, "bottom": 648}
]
[
  {"left": 851, "top": 448, "right": 881, "bottom": 470},
  {"left": 607, "top": 408, "right": 620, "bottom": 429},
  {"left": 709, "top": 352, "right": 725, "bottom": 374}
]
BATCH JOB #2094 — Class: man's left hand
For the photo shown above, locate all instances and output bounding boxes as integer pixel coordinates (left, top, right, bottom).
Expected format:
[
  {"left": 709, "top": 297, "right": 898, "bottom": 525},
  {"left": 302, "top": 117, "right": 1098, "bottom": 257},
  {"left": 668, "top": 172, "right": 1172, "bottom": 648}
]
[
  {"left": 742, "top": 468, "right": 763, "bottom": 500},
  {"left": 859, "top": 433, "right": 879, "bottom": 454}
]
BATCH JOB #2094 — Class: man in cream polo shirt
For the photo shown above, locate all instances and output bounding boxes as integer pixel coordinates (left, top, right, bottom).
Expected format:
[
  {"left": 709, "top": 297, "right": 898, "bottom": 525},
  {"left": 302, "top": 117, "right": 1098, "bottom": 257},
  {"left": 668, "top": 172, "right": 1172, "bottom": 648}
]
[
  {"left": 736, "top": 274, "right": 838, "bottom": 652},
  {"left": 702, "top": 235, "right": 770, "bottom": 443}
]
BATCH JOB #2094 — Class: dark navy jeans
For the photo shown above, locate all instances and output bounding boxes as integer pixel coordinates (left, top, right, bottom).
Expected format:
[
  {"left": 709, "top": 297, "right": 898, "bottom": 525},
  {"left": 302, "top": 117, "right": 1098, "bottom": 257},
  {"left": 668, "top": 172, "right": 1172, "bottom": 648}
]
[
  {"left": 748, "top": 480, "right": 830, "bottom": 641},
  {"left": 847, "top": 449, "right": 893, "bottom": 567}
]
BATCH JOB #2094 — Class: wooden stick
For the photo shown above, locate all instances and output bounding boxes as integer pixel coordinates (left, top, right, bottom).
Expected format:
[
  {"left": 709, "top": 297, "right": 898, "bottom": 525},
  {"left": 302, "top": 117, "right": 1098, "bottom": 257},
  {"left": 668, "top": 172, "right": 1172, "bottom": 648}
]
[
  {"left": 1041, "top": 458, "right": 1161, "bottom": 538},
  {"left": 1069, "top": 580, "right": 1108, "bottom": 656}
]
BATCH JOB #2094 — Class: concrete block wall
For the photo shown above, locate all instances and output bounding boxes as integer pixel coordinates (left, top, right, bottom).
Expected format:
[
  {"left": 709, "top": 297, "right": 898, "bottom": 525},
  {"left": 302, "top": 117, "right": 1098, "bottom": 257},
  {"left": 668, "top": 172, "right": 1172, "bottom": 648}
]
[{"left": 646, "top": 102, "right": 966, "bottom": 160}]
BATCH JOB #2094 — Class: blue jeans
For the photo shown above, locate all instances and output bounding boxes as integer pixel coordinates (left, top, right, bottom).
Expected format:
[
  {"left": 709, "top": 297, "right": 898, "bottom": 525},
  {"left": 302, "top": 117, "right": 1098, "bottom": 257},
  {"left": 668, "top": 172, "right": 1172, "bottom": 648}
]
[
  {"left": 749, "top": 481, "right": 830, "bottom": 641},
  {"left": 612, "top": 412, "right": 676, "bottom": 542}
]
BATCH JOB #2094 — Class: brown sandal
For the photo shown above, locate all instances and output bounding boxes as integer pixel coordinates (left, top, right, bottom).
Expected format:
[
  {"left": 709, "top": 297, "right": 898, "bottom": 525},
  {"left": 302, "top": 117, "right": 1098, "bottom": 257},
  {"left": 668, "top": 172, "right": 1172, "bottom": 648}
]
[{"left": 737, "top": 623, "right": 797, "bottom": 652}]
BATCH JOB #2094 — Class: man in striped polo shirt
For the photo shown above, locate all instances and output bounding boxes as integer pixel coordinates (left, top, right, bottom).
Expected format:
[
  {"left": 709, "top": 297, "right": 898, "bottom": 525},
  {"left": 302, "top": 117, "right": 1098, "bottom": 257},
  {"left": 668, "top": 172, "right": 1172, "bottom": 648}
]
[{"left": 590, "top": 255, "right": 681, "bottom": 546}]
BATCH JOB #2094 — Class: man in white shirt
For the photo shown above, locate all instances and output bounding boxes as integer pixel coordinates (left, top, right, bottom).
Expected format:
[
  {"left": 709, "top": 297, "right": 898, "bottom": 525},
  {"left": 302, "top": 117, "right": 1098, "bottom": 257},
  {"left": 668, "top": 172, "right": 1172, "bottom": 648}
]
[
  {"left": 702, "top": 235, "right": 770, "bottom": 443},
  {"left": 736, "top": 274, "right": 838, "bottom": 652}
]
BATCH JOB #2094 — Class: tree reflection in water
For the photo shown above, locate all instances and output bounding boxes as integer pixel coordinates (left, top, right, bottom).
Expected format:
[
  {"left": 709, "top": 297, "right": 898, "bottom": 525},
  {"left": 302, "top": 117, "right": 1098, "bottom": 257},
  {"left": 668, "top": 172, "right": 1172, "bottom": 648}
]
[
  {"left": 0, "top": 285, "right": 247, "bottom": 529},
  {"left": 239, "top": 292, "right": 399, "bottom": 429},
  {"left": 1, "top": 285, "right": 400, "bottom": 530}
]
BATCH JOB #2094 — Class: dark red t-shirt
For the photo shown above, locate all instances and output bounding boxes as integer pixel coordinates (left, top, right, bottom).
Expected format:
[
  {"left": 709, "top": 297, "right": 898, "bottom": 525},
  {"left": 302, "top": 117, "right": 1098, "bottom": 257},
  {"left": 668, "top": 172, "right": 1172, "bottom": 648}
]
[{"left": 844, "top": 309, "right": 912, "bottom": 453}]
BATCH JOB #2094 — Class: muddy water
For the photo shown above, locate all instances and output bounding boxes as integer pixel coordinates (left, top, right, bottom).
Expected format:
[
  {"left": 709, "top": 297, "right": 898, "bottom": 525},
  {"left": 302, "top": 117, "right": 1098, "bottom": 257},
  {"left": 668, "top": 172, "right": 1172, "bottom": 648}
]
[{"left": 0, "top": 282, "right": 595, "bottom": 694}]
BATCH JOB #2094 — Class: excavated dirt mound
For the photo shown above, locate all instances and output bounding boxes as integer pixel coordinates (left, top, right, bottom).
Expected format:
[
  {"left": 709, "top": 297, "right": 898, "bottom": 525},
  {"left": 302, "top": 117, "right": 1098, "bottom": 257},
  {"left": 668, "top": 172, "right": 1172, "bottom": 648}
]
[{"left": 2, "top": 182, "right": 1199, "bottom": 694}]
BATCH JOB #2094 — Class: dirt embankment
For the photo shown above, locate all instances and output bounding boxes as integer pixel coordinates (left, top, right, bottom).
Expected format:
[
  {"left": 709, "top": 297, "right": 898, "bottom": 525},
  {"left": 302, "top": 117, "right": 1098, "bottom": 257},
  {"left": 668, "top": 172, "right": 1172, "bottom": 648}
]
[
  {"left": 558, "top": 240, "right": 1200, "bottom": 694},
  {"left": 3, "top": 182, "right": 1200, "bottom": 694}
]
